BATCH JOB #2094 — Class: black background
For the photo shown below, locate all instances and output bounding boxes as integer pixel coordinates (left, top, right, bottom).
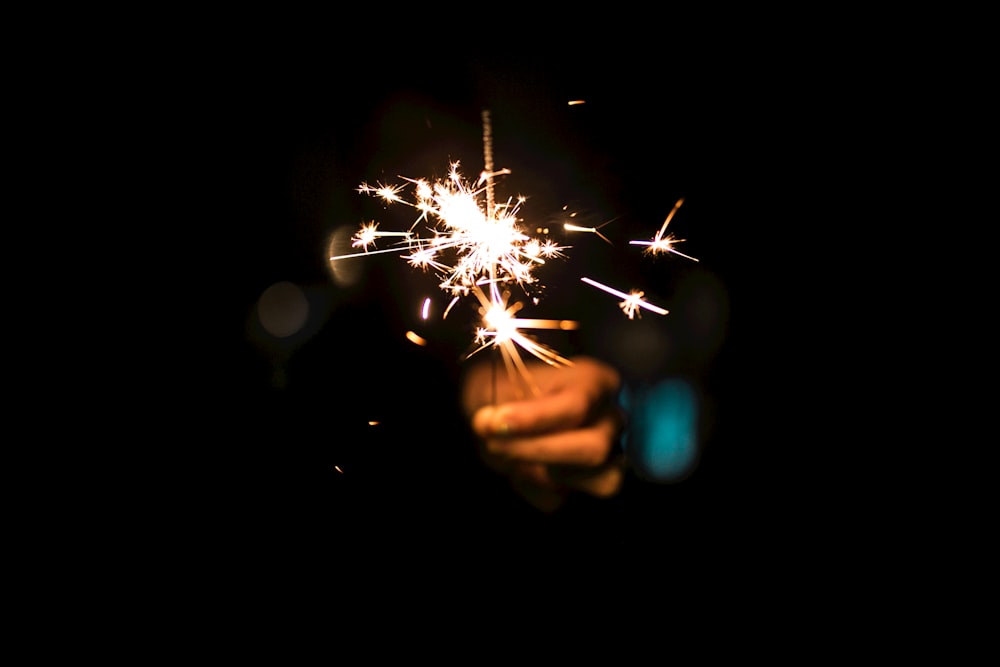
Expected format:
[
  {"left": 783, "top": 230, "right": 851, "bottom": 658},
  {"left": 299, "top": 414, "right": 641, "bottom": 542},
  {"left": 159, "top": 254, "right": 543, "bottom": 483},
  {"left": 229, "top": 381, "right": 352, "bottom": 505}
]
[{"left": 160, "top": 42, "right": 821, "bottom": 582}]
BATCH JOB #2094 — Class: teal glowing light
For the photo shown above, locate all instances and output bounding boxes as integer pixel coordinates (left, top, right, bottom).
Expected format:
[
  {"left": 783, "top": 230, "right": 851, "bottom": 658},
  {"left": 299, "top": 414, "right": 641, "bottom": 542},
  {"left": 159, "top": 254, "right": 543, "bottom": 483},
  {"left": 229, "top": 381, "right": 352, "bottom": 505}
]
[{"left": 621, "top": 378, "right": 699, "bottom": 482}]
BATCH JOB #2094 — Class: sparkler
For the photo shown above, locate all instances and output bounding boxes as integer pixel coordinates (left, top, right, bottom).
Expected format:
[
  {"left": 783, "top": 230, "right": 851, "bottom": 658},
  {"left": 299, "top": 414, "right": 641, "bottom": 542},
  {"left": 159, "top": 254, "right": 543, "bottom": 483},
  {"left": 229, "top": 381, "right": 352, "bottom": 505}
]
[
  {"left": 330, "top": 110, "right": 579, "bottom": 396},
  {"left": 329, "top": 109, "right": 698, "bottom": 395}
]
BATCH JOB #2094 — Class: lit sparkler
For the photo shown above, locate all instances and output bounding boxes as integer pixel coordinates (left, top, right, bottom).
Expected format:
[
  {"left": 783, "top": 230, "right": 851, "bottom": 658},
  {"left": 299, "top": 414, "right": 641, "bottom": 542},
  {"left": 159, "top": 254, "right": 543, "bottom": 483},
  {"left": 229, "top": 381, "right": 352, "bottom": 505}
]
[
  {"left": 328, "top": 110, "right": 699, "bottom": 395},
  {"left": 330, "top": 110, "right": 576, "bottom": 396}
]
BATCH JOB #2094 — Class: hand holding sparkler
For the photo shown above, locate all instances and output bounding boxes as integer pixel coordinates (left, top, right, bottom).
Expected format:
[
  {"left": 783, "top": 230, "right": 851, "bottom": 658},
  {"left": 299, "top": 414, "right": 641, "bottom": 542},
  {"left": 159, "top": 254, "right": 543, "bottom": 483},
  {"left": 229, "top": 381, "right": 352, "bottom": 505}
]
[
  {"left": 327, "top": 109, "right": 704, "bottom": 513},
  {"left": 460, "top": 355, "right": 625, "bottom": 512}
]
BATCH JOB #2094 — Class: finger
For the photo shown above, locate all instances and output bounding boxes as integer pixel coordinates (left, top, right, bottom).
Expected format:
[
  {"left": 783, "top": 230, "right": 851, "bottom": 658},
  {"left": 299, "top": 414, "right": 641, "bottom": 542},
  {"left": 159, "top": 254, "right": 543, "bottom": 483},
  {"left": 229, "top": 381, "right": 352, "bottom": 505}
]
[
  {"left": 464, "top": 357, "right": 620, "bottom": 431},
  {"left": 470, "top": 394, "right": 584, "bottom": 438},
  {"left": 483, "top": 415, "right": 622, "bottom": 467},
  {"left": 473, "top": 380, "right": 620, "bottom": 437},
  {"left": 550, "top": 461, "right": 626, "bottom": 498},
  {"left": 507, "top": 461, "right": 622, "bottom": 508},
  {"left": 526, "top": 357, "right": 621, "bottom": 409}
]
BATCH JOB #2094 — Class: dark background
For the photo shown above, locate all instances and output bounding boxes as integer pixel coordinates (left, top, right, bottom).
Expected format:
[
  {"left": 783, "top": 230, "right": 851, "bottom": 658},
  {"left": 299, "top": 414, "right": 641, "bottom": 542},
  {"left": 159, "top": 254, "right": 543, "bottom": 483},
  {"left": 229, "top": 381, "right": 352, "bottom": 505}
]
[
  {"left": 41, "top": 12, "right": 954, "bottom": 629},
  {"left": 170, "top": 46, "right": 812, "bottom": 576}
]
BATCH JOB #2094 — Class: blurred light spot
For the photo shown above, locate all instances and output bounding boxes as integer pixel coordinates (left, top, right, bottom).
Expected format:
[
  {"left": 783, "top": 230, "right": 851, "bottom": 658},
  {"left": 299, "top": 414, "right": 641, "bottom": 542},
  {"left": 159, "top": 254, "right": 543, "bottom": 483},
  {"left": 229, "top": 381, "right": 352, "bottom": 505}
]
[
  {"left": 257, "top": 281, "right": 309, "bottom": 338},
  {"left": 327, "top": 225, "right": 365, "bottom": 286},
  {"left": 405, "top": 330, "right": 427, "bottom": 346},
  {"left": 612, "top": 321, "right": 669, "bottom": 378},
  {"left": 421, "top": 297, "right": 431, "bottom": 320},
  {"left": 568, "top": 100, "right": 586, "bottom": 105},
  {"left": 367, "top": 421, "right": 380, "bottom": 426},
  {"left": 623, "top": 378, "right": 699, "bottom": 482}
]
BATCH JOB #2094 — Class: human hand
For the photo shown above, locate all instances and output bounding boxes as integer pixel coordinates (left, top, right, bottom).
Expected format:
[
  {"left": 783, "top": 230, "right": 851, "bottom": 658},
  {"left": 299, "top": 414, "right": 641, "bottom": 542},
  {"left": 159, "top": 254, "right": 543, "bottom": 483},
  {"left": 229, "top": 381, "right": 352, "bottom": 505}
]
[{"left": 460, "top": 356, "right": 626, "bottom": 513}]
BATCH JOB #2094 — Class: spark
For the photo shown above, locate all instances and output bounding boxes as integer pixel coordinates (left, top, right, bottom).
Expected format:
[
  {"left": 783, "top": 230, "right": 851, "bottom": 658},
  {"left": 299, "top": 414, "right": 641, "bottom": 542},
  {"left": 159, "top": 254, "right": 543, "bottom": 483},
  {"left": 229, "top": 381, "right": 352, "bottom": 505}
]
[
  {"left": 328, "top": 110, "right": 700, "bottom": 395},
  {"left": 329, "top": 245, "right": 418, "bottom": 261},
  {"left": 580, "top": 277, "right": 669, "bottom": 320},
  {"left": 358, "top": 181, "right": 407, "bottom": 204},
  {"left": 467, "top": 286, "right": 577, "bottom": 396},
  {"left": 351, "top": 221, "right": 413, "bottom": 251},
  {"left": 329, "top": 112, "right": 579, "bottom": 393},
  {"left": 564, "top": 217, "right": 617, "bottom": 245},
  {"left": 629, "top": 197, "right": 699, "bottom": 261},
  {"left": 332, "top": 162, "right": 556, "bottom": 297}
]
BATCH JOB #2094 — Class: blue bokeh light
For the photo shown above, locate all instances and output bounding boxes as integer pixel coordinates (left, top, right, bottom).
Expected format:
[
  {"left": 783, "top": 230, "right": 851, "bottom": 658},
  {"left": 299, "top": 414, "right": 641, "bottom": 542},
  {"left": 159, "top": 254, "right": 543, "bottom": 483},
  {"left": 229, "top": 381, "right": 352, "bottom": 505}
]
[{"left": 621, "top": 377, "right": 700, "bottom": 482}]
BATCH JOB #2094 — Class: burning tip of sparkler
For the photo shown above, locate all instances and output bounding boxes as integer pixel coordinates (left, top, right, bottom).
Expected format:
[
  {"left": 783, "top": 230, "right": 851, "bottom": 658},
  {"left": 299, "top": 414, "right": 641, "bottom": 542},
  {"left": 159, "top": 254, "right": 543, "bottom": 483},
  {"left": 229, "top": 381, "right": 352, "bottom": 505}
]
[
  {"left": 334, "top": 465, "right": 344, "bottom": 473},
  {"left": 567, "top": 100, "right": 586, "bottom": 106}
]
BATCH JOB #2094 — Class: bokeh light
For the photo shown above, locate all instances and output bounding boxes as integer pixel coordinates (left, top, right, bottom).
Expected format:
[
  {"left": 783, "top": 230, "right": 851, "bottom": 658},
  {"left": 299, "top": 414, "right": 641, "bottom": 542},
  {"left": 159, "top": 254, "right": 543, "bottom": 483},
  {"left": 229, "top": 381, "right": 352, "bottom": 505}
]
[
  {"left": 257, "top": 281, "right": 309, "bottom": 338},
  {"left": 326, "top": 225, "right": 366, "bottom": 287},
  {"left": 623, "top": 377, "right": 700, "bottom": 482}
]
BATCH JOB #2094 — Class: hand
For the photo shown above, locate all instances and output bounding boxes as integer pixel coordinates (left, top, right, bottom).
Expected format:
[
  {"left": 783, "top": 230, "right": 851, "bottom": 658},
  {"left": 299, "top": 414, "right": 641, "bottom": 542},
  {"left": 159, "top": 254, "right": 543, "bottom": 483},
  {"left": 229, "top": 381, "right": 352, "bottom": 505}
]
[{"left": 460, "top": 355, "right": 626, "bottom": 513}]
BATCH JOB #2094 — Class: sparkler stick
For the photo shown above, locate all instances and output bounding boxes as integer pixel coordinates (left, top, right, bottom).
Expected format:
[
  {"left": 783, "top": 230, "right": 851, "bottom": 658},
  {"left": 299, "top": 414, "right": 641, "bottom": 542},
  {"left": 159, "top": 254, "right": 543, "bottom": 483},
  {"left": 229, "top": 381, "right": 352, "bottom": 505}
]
[{"left": 481, "top": 110, "right": 497, "bottom": 219}]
